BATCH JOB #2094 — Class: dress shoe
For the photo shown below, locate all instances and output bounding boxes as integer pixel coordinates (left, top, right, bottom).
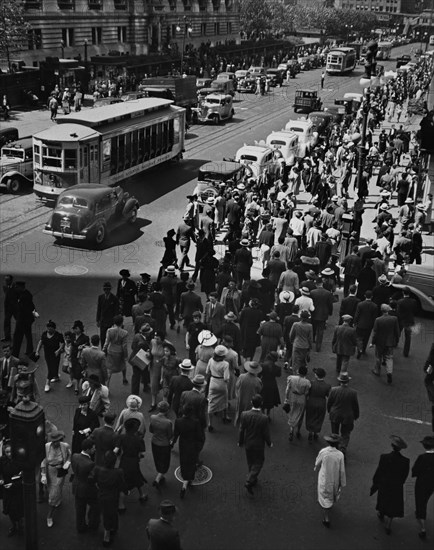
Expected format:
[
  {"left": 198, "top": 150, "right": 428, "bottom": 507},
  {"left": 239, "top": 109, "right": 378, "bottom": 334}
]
[
  {"left": 387, "top": 374, "right": 392, "bottom": 385},
  {"left": 322, "top": 520, "right": 330, "bottom": 528},
  {"left": 371, "top": 369, "right": 380, "bottom": 377},
  {"left": 418, "top": 531, "right": 426, "bottom": 539},
  {"left": 244, "top": 483, "right": 254, "bottom": 495},
  {"left": 122, "top": 379, "right": 128, "bottom": 386},
  {"left": 180, "top": 487, "right": 187, "bottom": 499}
]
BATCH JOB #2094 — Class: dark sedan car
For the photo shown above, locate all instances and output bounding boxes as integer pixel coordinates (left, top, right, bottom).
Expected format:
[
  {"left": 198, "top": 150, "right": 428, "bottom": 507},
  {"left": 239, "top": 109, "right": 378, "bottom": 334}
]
[
  {"left": 44, "top": 184, "right": 139, "bottom": 245},
  {"left": 308, "top": 111, "right": 334, "bottom": 140},
  {"left": 396, "top": 55, "right": 411, "bottom": 68},
  {"left": 266, "top": 69, "right": 284, "bottom": 87}
]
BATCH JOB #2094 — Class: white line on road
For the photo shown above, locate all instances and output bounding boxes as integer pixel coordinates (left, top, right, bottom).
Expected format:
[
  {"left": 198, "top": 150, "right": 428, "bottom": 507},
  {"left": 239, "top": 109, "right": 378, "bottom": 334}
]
[{"left": 384, "top": 415, "right": 431, "bottom": 426}]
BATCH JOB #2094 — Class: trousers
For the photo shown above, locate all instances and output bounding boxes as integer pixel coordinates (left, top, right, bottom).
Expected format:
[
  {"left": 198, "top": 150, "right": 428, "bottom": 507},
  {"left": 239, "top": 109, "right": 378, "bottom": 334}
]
[
  {"left": 330, "top": 421, "right": 354, "bottom": 453},
  {"left": 12, "top": 322, "right": 33, "bottom": 356},
  {"left": 336, "top": 355, "right": 350, "bottom": 374},
  {"left": 245, "top": 447, "right": 265, "bottom": 486},
  {"left": 374, "top": 346, "right": 394, "bottom": 374},
  {"left": 75, "top": 496, "right": 100, "bottom": 532},
  {"left": 356, "top": 327, "right": 372, "bottom": 353},
  {"left": 312, "top": 320, "right": 326, "bottom": 351},
  {"left": 131, "top": 365, "right": 149, "bottom": 395},
  {"left": 401, "top": 326, "right": 412, "bottom": 357}
]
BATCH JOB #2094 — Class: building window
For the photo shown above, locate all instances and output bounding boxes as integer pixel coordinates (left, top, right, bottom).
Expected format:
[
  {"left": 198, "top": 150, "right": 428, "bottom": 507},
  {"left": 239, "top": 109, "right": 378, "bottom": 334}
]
[
  {"left": 118, "top": 26, "right": 127, "bottom": 42},
  {"left": 91, "top": 27, "right": 102, "bottom": 44},
  {"left": 228, "top": 22, "right": 232, "bottom": 34},
  {"left": 58, "top": 0, "right": 75, "bottom": 9},
  {"left": 200, "top": 23, "right": 207, "bottom": 36},
  {"left": 24, "top": 0, "right": 42, "bottom": 9},
  {"left": 28, "top": 29, "right": 42, "bottom": 50},
  {"left": 62, "top": 28, "right": 74, "bottom": 46},
  {"left": 212, "top": 0, "right": 220, "bottom": 11},
  {"left": 88, "top": 0, "right": 102, "bottom": 8},
  {"left": 225, "top": 0, "right": 233, "bottom": 10},
  {"left": 114, "top": 0, "right": 126, "bottom": 9},
  {"left": 198, "top": 0, "right": 206, "bottom": 10},
  {"left": 183, "top": 0, "right": 192, "bottom": 10},
  {"left": 168, "top": 0, "right": 176, "bottom": 10},
  {"left": 214, "top": 22, "right": 220, "bottom": 35}
]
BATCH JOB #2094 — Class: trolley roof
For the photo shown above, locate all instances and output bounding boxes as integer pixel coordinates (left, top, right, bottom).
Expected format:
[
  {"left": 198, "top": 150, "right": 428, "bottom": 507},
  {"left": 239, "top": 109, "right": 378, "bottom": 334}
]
[
  {"left": 33, "top": 124, "right": 100, "bottom": 142},
  {"left": 328, "top": 47, "right": 356, "bottom": 53},
  {"left": 56, "top": 98, "right": 174, "bottom": 129}
]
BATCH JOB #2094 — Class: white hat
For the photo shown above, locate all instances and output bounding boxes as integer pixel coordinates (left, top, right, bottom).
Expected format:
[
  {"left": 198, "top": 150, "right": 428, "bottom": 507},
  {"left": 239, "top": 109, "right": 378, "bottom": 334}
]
[
  {"left": 198, "top": 330, "right": 217, "bottom": 346},
  {"left": 300, "top": 287, "right": 310, "bottom": 295},
  {"left": 206, "top": 197, "right": 215, "bottom": 205},
  {"left": 180, "top": 359, "right": 194, "bottom": 370},
  {"left": 405, "top": 197, "right": 414, "bottom": 204},
  {"left": 279, "top": 290, "right": 295, "bottom": 303}
]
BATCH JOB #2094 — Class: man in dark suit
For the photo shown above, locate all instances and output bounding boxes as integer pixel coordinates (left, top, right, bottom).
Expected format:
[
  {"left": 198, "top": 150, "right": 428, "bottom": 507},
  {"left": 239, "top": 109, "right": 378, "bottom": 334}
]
[
  {"left": 167, "top": 360, "right": 194, "bottom": 416},
  {"left": 176, "top": 217, "right": 196, "bottom": 270},
  {"left": 90, "top": 412, "right": 118, "bottom": 466},
  {"left": 0, "top": 344, "right": 19, "bottom": 395},
  {"left": 12, "top": 281, "right": 36, "bottom": 357},
  {"left": 116, "top": 270, "right": 137, "bottom": 318},
  {"left": 96, "top": 282, "right": 119, "bottom": 345},
  {"left": 180, "top": 374, "right": 208, "bottom": 459},
  {"left": 327, "top": 372, "right": 359, "bottom": 455},
  {"left": 180, "top": 282, "right": 203, "bottom": 328},
  {"left": 372, "top": 275, "right": 392, "bottom": 313},
  {"left": 370, "top": 435, "right": 409, "bottom": 535},
  {"left": 234, "top": 239, "right": 253, "bottom": 289},
  {"left": 332, "top": 314, "right": 357, "bottom": 374},
  {"left": 339, "top": 284, "right": 360, "bottom": 324},
  {"left": 71, "top": 438, "right": 100, "bottom": 533},
  {"left": 341, "top": 246, "right": 362, "bottom": 296},
  {"left": 238, "top": 394, "right": 272, "bottom": 495},
  {"left": 371, "top": 303, "right": 401, "bottom": 384},
  {"left": 204, "top": 292, "right": 225, "bottom": 338},
  {"left": 224, "top": 194, "right": 243, "bottom": 242},
  {"left": 354, "top": 290, "right": 378, "bottom": 358},
  {"left": 81, "top": 335, "right": 107, "bottom": 383},
  {"left": 311, "top": 280, "right": 333, "bottom": 351},
  {"left": 2, "top": 275, "right": 18, "bottom": 342},
  {"left": 396, "top": 287, "right": 418, "bottom": 357},
  {"left": 146, "top": 500, "right": 182, "bottom": 550}
]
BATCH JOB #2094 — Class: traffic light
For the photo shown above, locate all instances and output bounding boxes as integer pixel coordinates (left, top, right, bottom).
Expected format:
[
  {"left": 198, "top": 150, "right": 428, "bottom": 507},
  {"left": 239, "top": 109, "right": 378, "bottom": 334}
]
[{"left": 364, "top": 41, "right": 378, "bottom": 79}]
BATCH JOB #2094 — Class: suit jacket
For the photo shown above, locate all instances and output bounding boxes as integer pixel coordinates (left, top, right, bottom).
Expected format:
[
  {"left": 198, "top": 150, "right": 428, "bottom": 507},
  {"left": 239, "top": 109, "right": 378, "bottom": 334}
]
[
  {"left": 327, "top": 385, "right": 359, "bottom": 424},
  {"left": 71, "top": 452, "right": 98, "bottom": 499},
  {"left": 310, "top": 287, "right": 333, "bottom": 322},
  {"left": 180, "top": 291, "right": 203, "bottom": 318},
  {"left": 234, "top": 247, "right": 253, "bottom": 273},
  {"left": 15, "top": 289, "right": 35, "bottom": 326},
  {"left": 0, "top": 355, "right": 19, "bottom": 390},
  {"left": 204, "top": 301, "right": 225, "bottom": 337},
  {"left": 146, "top": 518, "right": 182, "bottom": 550},
  {"left": 90, "top": 425, "right": 119, "bottom": 467},
  {"left": 168, "top": 374, "right": 194, "bottom": 415},
  {"left": 82, "top": 381, "right": 110, "bottom": 417},
  {"left": 396, "top": 296, "right": 417, "bottom": 328},
  {"left": 103, "top": 326, "right": 128, "bottom": 358},
  {"left": 332, "top": 324, "right": 357, "bottom": 356},
  {"left": 3, "top": 283, "right": 18, "bottom": 313},
  {"left": 372, "top": 314, "right": 400, "bottom": 348},
  {"left": 238, "top": 408, "right": 271, "bottom": 449},
  {"left": 96, "top": 292, "right": 120, "bottom": 327},
  {"left": 116, "top": 278, "right": 137, "bottom": 317},
  {"left": 354, "top": 300, "right": 378, "bottom": 330},
  {"left": 179, "top": 389, "right": 208, "bottom": 430},
  {"left": 81, "top": 346, "right": 107, "bottom": 382},
  {"left": 339, "top": 295, "right": 360, "bottom": 320},
  {"left": 372, "top": 451, "right": 409, "bottom": 517}
]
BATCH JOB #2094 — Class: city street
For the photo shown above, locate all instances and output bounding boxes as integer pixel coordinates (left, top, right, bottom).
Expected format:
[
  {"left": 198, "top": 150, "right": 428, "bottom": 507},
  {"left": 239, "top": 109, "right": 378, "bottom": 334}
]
[{"left": 0, "top": 45, "right": 433, "bottom": 550}]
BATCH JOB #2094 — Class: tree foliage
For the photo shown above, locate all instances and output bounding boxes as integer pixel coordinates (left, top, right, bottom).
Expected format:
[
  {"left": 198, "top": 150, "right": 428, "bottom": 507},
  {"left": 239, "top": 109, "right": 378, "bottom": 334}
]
[{"left": 0, "top": 0, "right": 31, "bottom": 70}]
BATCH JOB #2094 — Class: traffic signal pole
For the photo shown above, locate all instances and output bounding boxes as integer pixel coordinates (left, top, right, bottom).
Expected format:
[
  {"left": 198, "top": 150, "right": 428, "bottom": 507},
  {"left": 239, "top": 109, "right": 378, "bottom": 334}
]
[{"left": 22, "top": 468, "right": 39, "bottom": 550}]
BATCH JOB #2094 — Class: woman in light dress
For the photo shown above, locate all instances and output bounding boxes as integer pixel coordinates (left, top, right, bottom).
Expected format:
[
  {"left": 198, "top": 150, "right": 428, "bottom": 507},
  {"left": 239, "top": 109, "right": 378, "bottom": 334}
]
[
  {"left": 314, "top": 434, "right": 346, "bottom": 528},
  {"left": 206, "top": 345, "right": 231, "bottom": 431},
  {"left": 284, "top": 365, "right": 311, "bottom": 440},
  {"left": 103, "top": 314, "right": 128, "bottom": 387},
  {"left": 195, "top": 330, "right": 217, "bottom": 376},
  {"left": 115, "top": 394, "right": 146, "bottom": 436}
]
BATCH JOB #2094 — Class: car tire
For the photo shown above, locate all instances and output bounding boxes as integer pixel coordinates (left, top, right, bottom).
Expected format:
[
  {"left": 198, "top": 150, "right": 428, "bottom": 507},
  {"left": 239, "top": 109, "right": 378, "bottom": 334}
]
[
  {"left": 129, "top": 207, "right": 138, "bottom": 224},
  {"left": 213, "top": 116, "right": 220, "bottom": 125},
  {"left": 7, "top": 178, "right": 21, "bottom": 194},
  {"left": 94, "top": 224, "right": 106, "bottom": 245}
]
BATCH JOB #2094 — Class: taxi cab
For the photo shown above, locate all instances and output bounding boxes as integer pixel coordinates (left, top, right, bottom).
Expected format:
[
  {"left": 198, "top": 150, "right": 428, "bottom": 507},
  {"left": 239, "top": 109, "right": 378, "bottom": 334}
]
[
  {"left": 234, "top": 145, "right": 277, "bottom": 178},
  {"left": 284, "top": 119, "right": 318, "bottom": 157},
  {"left": 265, "top": 131, "right": 300, "bottom": 165}
]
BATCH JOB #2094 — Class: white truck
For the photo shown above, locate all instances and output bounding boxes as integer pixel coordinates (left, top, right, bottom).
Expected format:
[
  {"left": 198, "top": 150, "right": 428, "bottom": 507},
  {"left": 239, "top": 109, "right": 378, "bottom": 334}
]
[
  {"left": 0, "top": 137, "right": 34, "bottom": 193},
  {"left": 192, "top": 93, "right": 234, "bottom": 124}
]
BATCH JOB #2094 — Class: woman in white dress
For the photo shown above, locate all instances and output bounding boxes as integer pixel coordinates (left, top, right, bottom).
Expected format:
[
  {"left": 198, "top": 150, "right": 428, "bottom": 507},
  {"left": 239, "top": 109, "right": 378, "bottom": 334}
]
[
  {"left": 206, "top": 345, "right": 231, "bottom": 430},
  {"left": 314, "top": 434, "right": 346, "bottom": 528},
  {"left": 284, "top": 365, "right": 311, "bottom": 441}
]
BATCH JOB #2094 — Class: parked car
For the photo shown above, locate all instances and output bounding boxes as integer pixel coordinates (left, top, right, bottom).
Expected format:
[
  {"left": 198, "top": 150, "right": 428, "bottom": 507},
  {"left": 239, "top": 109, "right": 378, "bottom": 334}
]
[
  {"left": 266, "top": 69, "right": 284, "bottom": 87},
  {"left": 192, "top": 93, "right": 234, "bottom": 124},
  {"left": 293, "top": 89, "right": 322, "bottom": 113},
  {"left": 396, "top": 54, "right": 411, "bottom": 68},
  {"left": 43, "top": 184, "right": 139, "bottom": 245},
  {"left": 0, "top": 137, "right": 34, "bottom": 193},
  {"left": 210, "top": 79, "right": 235, "bottom": 96},
  {"left": 287, "top": 59, "right": 300, "bottom": 75},
  {"left": 237, "top": 76, "right": 257, "bottom": 93},
  {"left": 193, "top": 160, "right": 245, "bottom": 200},
  {"left": 196, "top": 77, "right": 213, "bottom": 90},
  {"left": 308, "top": 111, "right": 334, "bottom": 140},
  {"left": 234, "top": 145, "right": 277, "bottom": 179},
  {"left": 284, "top": 119, "right": 318, "bottom": 157},
  {"left": 248, "top": 66, "right": 266, "bottom": 78},
  {"left": 390, "top": 264, "right": 434, "bottom": 314},
  {"left": 265, "top": 130, "right": 300, "bottom": 165}
]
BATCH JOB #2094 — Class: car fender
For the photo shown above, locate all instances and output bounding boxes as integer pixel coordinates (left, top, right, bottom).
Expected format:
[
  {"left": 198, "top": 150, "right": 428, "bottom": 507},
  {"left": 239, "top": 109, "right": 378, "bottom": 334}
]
[
  {"left": 0, "top": 170, "right": 32, "bottom": 186},
  {"left": 391, "top": 283, "right": 434, "bottom": 314},
  {"left": 122, "top": 198, "right": 139, "bottom": 218}
]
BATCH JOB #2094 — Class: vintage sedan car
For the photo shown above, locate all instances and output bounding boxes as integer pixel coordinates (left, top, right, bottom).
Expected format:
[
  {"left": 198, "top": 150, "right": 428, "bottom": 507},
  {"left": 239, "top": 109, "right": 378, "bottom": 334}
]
[
  {"left": 308, "top": 111, "right": 334, "bottom": 140},
  {"left": 193, "top": 160, "right": 245, "bottom": 200},
  {"left": 266, "top": 69, "right": 284, "bottom": 87},
  {"left": 390, "top": 264, "right": 434, "bottom": 314},
  {"left": 284, "top": 118, "right": 318, "bottom": 157},
  {"left": 44, "top": 184, "right": 139, "bottom": 245},
  {"left": 237, "top": 76, "right": 257, "bottom": 93}
]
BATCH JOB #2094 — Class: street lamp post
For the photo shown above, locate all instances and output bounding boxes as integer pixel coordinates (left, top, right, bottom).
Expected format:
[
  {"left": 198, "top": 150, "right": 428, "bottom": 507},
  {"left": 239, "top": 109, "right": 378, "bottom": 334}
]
[
  {"left": 60, "top": 39, "right": 65, "bottom": 59},
  {"left": 84, "top": 39, "right": 88, "bottom": 64},
  {"left": 176, "top": 16, "right": 192, "bottom": 74}
]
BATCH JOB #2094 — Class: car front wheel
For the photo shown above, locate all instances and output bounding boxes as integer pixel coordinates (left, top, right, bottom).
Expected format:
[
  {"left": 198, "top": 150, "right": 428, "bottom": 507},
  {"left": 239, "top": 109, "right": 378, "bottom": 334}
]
[
  {"left": 129, "top": 207, "right": 138, "bottom": 224},
  {"left": 7, "top": 178, "right": 21, "bottom": 193},
  {"left": 94, "top": 224, "right": 106, "bottom": 245}
]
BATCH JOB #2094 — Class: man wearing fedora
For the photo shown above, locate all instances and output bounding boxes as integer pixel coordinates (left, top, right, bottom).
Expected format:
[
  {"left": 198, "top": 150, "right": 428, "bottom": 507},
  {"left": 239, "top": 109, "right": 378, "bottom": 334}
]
[
  {"left": 81, "top": 335, "right": 107, "bottom": 384},
  {"left": 234, "top": 239, "right": 253, "bottom": 290},
  {"left": 412, "top": 435, "right": 434, "bottom": 539},
  {"left": 176, "top": 216, "right": 196, "bottom": 270},
  {"left": 327, "top": 372, "right": 359, "bottom": 456},
  {"left": 341, "top": 246, "right": 362, "bottom": 297},
  {"left": 132, "top": 294, "right": 155, "bottom": 334},
  {"left": 180, "top": 374, "right": 208, "bottom": 457},
  {"left": 204, "top": 292, "right": 225, "bottom": 338},
  {"left": 221, "top": 311, "right": 242, "bottom": 358},
  {"left": 71, "top": 438, "right": 100, "bottom": 533},
  {"left": 398, "top": 197, "right": 415, "bottom": 229},
  {"left": 238, "top": 394, "right": 272, "bottom": 495},
  {"left": 180, "top": 282, "right": 203, "bottom": 329},
  {"left": 371, "top": 304, "right": 400, "bottom": 384},
  {"left": 96, "top": 282, "right": 120, "bottom": 347},
  {"left": 311, "top": 279, "right": 334, "bottom": 352},
  {"left": 160, "top": 266, "right": 178, "bottom": 330},
  {"left": 90, "top": 412, "right": 119, "bottom": 467},
  {"left": 396, "top": 287, "right": 418, "bottom": 357},
  {"left": 370, "top": 435, "right": 409, "bottom": 535},
  {"left": 116, "top": 270, "right": 137, "bottom": 318},
  {"left": 332, "top": 315, "right": 357, "bottom": 375},
  {"left": 354, "top": 290, "right": 378, "bottom": 358},
  {"left": 146, "top": 500, "right": 182, "bottom": 550},
  {"left": 168, "top": 359, "right": 194, "bottom": 416}
]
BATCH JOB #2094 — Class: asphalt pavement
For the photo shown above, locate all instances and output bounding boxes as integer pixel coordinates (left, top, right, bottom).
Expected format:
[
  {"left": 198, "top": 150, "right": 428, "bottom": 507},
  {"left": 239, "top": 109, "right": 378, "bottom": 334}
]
[{"left": 0, "top": 45, "right": 433, "bottom": 550}]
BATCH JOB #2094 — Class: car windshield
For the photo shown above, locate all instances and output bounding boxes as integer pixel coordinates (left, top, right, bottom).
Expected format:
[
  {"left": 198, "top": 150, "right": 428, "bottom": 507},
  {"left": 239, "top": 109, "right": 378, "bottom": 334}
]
[
  {"left": 206, "top": 98, "right": 222, "bottom": 105},
  {"left": 289, "top": 127, "right": 304, "bottom": 133},
  {"left": 239, "top": 154, "right": 257, "bottom": 162},
  {"left": 270, "top": 140, "right": 287, "bottom": 146},
  {"left": 58, "top": 196, "right": 89, "bottom": 208},
  {"left": 1, "top": 148, "right": 24, "bottom": 160}
]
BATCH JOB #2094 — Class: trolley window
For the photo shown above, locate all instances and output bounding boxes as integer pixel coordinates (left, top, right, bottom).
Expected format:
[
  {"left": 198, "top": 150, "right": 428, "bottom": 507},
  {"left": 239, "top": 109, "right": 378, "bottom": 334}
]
[
  {"left": 64, "top": 149, "right": 77, "bottom": 170},
  {"left": 42, "top": 145, "right": 62, "bottom": 168}
]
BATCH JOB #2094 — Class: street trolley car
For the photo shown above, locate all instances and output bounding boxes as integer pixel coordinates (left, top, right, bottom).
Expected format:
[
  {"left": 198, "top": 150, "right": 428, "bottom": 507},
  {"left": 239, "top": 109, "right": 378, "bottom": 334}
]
[
  {"left": 326, "top": 47, "right": 357, "bottom": 75},
  {"left": 33, "top": 98, "right": 186, "bottom": 201}
]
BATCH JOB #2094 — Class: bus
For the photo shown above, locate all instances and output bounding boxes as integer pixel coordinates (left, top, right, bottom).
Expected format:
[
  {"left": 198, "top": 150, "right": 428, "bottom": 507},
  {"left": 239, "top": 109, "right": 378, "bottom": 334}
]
[
  {"left": 326, "top": 47, "right": 357, "bottom": 75},
  {"left": 33, "top": 98, "right": 186, "bottom": 201},
  {"left": 377, "top": 41, "right": 393, "bottom": 60}
]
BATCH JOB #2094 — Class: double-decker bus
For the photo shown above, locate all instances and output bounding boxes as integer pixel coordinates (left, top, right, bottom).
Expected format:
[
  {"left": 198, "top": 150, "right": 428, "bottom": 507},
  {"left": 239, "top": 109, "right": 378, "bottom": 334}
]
[
  {"left": 33, "top": 98, "right": 186, "bottom": 201},
  {"left": 326, "top": 47, "right": 357, "bottom": 75}
]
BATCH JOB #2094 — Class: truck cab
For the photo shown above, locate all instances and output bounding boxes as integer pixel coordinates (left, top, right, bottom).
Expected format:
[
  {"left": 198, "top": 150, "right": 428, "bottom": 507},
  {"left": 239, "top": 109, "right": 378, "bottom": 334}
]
[
  {"left": 0, "top": 138, "right": 34, "bottom": 193},
  {"left": 193, "top": 93, "right": 234, "bottom": 124},
  {"left": 293, "top": 89, "right": 322, "bottom": 113}
]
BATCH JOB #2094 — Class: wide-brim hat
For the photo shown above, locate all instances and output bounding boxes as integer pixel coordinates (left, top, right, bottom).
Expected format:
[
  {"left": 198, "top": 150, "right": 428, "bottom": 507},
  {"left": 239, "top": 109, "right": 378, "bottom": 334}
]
[
  {"left": 300, "top": 287, "right": 310, "bottom": 295},
  {"left": 214, "top": 344, "right": 228, "bottom": 357},
  {"left": 140, "top": 323, "right": 153, "bottom": 334},
  {"left": 165, "top": 265, "right": 176, "bottom": 274},
  {"left": 126, "top": 394, "right": 143, "bottom": 409},
  {"left": 198, "top": 330, "right": 217, "bottom": 346},
  {"left": 224, "top": 311, "right": 237, "bottom": 321},
  {"left": 142, "top": 300, "right": 153, "bottom": 312},
  {"left": 337, "top": 372, "right": 351, "bottom": 383},
  {"left": 416, "top": 204, "right": 425, "bottom": 210},
  {"left": 420, "top": 435, "right": 434, "bottom": 448},
  {"left": 331, "top": 195, "right": 339, "bottom": 201},
  {"left": 267, "top": 311, "right": 279, "bottom": 321},
  {"left": 206, "top": 197, "right": 215, "bottom": 205},
  {"left": 103, "top": 282, "right": 112, "bottom": 289},
  {"left": 244, "top": 361, "right": 262, "bottom": 374},
  {"left": 405, "top": 197, "right": 414, "bottom": 204},
  {"left": 321, "top": 268, "right": 334, "bottom": 277},
  {"left": 240, "top": 238, "right": 250, "bottom": 247},
  {"left": 378, "top": 274, "right": 389, "bottom": 285},
  {"left": 139, "top": 272, "right": 151, "bottom": 279},
  {"left": 341, "top": 314, "right": 353, "bottom": 322},
  {"left": 119, "top": 269, "right": 130, "bottom": 277},
  {"left": 306, "top": 270, "right": 317, "bottom": 280},
  {"left": 49, "top": 430, "right": 65, "bottom": 442},
  {"left": 390, "top": 435, "right": 407, "bottom": 450},
  {"left": 180, "top": 359, "right": 194, "bottom": 370},
  {"left": 380, "top": 204, "right": 389, "bottom": 210},
  {"left": 279, "top": 290, "right": 294, "bottom": 303},
  {"left": 192, "top": 374, "right": 206, "bottom": 386},
  {"left": 324, "top": 434, "right": 341, "bottom": 444}
]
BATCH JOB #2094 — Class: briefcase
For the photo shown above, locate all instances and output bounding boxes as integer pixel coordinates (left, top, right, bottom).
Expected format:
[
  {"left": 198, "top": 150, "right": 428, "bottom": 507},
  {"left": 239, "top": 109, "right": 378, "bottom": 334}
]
[{"left": 130, "top": 348, "right": 151, "bottom": 371}]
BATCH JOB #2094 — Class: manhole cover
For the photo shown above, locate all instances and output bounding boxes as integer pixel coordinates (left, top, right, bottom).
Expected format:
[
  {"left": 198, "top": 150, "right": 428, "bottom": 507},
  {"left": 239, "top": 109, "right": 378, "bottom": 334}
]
[
  {"left": 55, "top": 265, "right": 89, "bottom": 276},
  {"left": 174, "top": 465, "right": 212, "bottom": 486}
]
